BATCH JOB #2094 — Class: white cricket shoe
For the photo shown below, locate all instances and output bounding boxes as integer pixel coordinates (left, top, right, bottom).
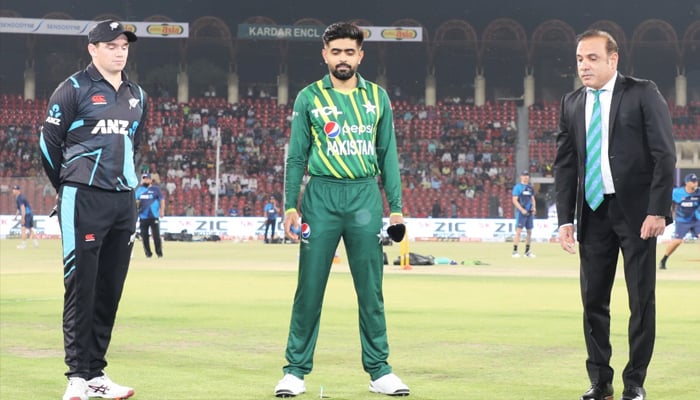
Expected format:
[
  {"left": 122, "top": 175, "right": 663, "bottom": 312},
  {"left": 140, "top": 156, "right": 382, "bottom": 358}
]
[
  {"left": 86, "top": 373, "right": 134, "bottom": 399},
  {"left": 274, "top": 373, "right": 306, "bottom": 397},
  {"left": 511, "top": 251, "right": 520, "bottom": 258},
  {"left": 525, "top": 251, "right": 536, "bottom": 258},
  {"left": 369, "top": 373, "right": 410, "bottom": 396},
  {"left": 63, "top": 377, "right": 88, "bottom": 400}
]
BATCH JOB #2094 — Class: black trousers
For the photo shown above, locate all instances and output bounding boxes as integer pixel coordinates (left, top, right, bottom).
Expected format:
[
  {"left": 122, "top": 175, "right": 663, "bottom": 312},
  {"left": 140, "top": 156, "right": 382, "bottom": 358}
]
[
  {"left": 58, "top": 185, "right": 136, "bottom": 379},
  {"left": 579, "top": 195, "right": 656, "bottom": 388},
  {"left": 264, "top": 218, "right": 277, "bottom": 241},
  {"left": 139, "top": 218, "right": 163, "bottom": 257}
]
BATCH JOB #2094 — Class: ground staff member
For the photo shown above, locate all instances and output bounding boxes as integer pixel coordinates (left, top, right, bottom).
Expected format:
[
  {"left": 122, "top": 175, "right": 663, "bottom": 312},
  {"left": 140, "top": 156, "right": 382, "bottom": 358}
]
[
  {"left": 39, "top": 20, "right": 147, "bottom": 400},
  {"left": 135, "top": 172, "right": 164, "bottom": 258},
  {"left": 274, "top": 22, "right": 409, "bottom": 398},
  {"left": 555, "top": 30, "right": 675, "bottom": 400}
]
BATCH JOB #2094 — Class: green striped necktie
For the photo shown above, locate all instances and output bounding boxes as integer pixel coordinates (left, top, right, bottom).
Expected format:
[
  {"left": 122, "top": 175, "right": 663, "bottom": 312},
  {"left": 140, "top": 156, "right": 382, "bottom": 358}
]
[{"left": 585, "top": 89, "right": 605, "bottom": 210}]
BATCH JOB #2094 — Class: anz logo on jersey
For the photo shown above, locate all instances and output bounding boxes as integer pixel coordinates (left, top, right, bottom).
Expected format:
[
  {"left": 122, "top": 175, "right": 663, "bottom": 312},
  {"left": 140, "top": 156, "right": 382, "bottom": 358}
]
[
  {"left": 91, "top": 119, "right": 132, "bottom": 135},
  {"left": 46, "top": 104, "right": 62, "bottom": 125}
]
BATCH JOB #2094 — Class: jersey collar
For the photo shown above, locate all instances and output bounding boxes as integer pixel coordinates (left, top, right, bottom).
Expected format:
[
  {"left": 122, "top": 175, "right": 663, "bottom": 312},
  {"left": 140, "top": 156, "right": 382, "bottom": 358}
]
[
  {"left": 321, "top": 73, "right": 368, "bottom": 90},
  {"left": 86, "top": 63, "right": 131, "bottom": 87}
]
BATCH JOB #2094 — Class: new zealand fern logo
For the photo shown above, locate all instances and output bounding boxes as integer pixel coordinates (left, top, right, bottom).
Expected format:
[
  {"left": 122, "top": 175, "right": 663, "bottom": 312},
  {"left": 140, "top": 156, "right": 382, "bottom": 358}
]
[{"left": 46, "top": 104, "right": 62, "bottom": 125}]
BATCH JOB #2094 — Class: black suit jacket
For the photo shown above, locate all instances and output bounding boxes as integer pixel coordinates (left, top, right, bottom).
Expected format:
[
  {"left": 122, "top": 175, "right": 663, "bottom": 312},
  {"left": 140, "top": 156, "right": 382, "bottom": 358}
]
[{"left": 554, "top": 73, "right": 676, "bottom": 242}]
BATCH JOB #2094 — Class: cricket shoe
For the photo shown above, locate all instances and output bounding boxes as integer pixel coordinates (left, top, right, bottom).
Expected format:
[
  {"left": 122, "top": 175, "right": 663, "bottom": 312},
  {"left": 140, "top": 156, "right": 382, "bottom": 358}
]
[
  {"left": 369, "top": 373, "right": 410, "bottom": 396},
  {"left": 511, "top": 251, "right": 520, "bottom": 258},
  {"left": 274, "top": 373, "right": 306, "bottom": 398},
  {"left": 580, "top": 382, "right": 613, "bottom": 400},
  {"left": 621, "top": 386, "right": 646, "bottom": 400},
  {"left": 86, "top": 373, "right": 134, "bottom": 399},
  {"left": 525, "top": 251, "right": 536, "bottom": 258},
  {"left": 63, "top": 377, "right": 88, "bottom": 400}
]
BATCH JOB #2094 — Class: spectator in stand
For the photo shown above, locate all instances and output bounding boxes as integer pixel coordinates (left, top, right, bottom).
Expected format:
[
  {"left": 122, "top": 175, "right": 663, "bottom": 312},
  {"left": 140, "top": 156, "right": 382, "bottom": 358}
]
[
  {"left": 165, "top": 180, "right": 176, "bottom": 195},
  {"left": 148, "top": 164, "right": 161, "bottom": 184},
  {"left": 450, "top": 199, "right": 460, "bottom": 218},
  {"left": 243, "top": 202, "right": 253, "bottom": 216},
  {"left": 431, "top": 200, "right": 442, "bottom": 218},
  {"left": 189, "top": 168, "right": 202, "bottom": 190},
  {"left": 430, "top": 175, "right": 442, "bottom": 190}
]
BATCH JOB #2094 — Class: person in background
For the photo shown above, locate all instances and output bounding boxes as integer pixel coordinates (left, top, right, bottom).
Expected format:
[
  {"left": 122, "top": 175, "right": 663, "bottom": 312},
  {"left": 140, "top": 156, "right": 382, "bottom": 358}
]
[
  {"left": 450, "top": 199, "right": 460, "bottom": 218},
  {"left": 511, "top": 170, "right": 536, "bottom": 258},
  {"left": 263, "top": 195, "right": 280, "bottom": 243},
  {"left": 554, "top": 29, "right": 675, "bottom": 400},
  {"left": 659, "top": 173, "right": 699, "bottom": 269},
  {"left": 431, "top": 199, "right": 441, "bottom": 218},
  {"left": 39, "top": 20, "right": 146, "bottom": 400},
  {"left": 135, "top": 173, "right": 165, "bottom": 258},
  {"left": 12, "top": 184, "right": 39, "bottom": 249},
  {"left": 274, "top": 22, "right": 409, "bottom": 397}
]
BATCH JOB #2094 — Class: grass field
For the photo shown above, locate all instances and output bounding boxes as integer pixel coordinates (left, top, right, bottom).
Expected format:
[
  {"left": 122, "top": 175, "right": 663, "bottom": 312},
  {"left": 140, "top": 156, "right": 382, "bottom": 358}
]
[{"left": 1, "top": 238, "right": 698, "bottom": 399}]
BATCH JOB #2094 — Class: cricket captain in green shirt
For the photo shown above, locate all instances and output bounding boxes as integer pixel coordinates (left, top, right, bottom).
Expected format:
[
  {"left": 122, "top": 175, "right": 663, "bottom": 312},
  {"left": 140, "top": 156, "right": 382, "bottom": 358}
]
[{"left": 274, "top": 22, "right": 409, "bottom": 397}]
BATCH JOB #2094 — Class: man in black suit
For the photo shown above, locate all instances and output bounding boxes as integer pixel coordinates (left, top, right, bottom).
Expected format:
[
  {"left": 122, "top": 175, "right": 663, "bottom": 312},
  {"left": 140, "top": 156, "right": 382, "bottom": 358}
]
[{"left": 554, "top": 30, "right": 676, "bottom": 400}]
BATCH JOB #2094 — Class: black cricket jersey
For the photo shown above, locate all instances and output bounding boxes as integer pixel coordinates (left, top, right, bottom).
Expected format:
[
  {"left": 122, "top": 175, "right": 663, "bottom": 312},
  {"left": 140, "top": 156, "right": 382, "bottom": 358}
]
[{"left": 40, "top": 63, "right": 148, "bottom": 192}]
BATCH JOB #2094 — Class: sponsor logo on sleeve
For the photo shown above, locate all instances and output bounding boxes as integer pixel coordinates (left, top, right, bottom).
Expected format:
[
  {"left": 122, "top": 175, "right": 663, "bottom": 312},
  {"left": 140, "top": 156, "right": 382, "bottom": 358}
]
[{"left": 46, "top": 104, "right": 62, "bottom": 125}]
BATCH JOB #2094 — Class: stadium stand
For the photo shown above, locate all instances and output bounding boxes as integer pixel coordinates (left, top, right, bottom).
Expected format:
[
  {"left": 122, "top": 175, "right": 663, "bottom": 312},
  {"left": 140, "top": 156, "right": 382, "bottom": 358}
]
[{"left": 1, "top": 93, "right": 699, "bottom": 217}]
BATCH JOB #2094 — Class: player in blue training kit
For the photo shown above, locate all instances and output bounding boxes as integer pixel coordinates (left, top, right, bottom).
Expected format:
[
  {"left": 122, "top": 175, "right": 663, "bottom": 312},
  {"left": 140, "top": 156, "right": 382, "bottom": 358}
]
[
  {"left": 512, "top": 170, "right": 537, "bottom": 257},
  {"left": 12, "top": 185, "right": 39, "bottom": 249},
  {"left": 263, "top": 195, "right": 280, "bottom": 243},
  {"left": 135, "top": 173, "right": 164, "bottom": 258},
  {"left": 659, "top": 173, "right": 699, "bottom": 269}
]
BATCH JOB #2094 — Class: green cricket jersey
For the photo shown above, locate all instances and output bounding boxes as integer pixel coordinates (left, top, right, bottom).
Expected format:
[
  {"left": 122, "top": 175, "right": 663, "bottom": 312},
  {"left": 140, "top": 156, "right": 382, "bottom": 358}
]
[{"left": 285, "top": 73, "right": 402, "bottom": 214}]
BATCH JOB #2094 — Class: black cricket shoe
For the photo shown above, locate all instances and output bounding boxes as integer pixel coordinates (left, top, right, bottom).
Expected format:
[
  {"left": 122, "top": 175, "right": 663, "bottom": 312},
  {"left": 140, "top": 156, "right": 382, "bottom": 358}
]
[{"left": 580, "top": 382, "right": 613, "bottom": 400}]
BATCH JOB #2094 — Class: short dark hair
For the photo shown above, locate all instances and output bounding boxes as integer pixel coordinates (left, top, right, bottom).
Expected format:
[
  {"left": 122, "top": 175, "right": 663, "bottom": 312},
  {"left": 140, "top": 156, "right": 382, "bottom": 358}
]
[
  {"left": 577, "top": 29, "right": 618, "bottom": 55},
  {"left": 322, "top": 22, "right": 364, "bottom": 46}
]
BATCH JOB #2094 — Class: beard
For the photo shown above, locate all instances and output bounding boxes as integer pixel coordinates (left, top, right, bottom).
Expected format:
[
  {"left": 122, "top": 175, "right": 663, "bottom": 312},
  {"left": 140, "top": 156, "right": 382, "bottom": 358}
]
[{"left": 330, "top": 63, "right": 355, "bottom": 81}]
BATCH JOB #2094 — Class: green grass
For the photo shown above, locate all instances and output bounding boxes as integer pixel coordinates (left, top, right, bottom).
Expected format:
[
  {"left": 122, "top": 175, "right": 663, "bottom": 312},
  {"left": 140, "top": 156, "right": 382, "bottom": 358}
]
[{"left": 1, "top": 239, "right": 698, "bottom": 399}]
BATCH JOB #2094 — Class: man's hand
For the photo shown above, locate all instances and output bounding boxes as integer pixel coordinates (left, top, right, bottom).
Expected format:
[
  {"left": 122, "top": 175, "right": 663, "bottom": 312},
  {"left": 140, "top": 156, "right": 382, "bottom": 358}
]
[
  {"left": 558, "top": 224, "right": 576, "bottom": 254},
  {"left": 389, "top": 214, "right": 404, "bottom": 226},
  {"left": 640, "top": 215, "right": 666, "bottom": 240},
  {"left": 284, "top": 209, "right": 300, "bottom": 240}
]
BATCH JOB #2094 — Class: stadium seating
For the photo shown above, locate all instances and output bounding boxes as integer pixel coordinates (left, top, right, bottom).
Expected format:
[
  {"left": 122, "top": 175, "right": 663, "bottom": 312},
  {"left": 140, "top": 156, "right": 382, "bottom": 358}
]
[{"left": 1, "top": 94, "right": 698, "bottom": 217}]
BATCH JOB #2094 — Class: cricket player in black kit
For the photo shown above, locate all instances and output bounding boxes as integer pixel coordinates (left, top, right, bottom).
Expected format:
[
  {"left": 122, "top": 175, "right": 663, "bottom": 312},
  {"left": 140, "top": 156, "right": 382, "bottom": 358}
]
[{"left": 39, "top": 20, "right": 147, "bottom": 400}]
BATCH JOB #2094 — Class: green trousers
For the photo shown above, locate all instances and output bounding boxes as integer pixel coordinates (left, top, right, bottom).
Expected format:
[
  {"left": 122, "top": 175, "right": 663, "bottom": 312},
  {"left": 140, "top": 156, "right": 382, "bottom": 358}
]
[{"left": 282, "top": 176, "right": 392, "bottom": 381}]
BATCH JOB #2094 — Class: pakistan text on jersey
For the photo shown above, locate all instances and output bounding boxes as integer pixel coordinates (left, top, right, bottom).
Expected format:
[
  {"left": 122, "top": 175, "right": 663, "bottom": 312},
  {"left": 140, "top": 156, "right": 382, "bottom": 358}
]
[{"left": 326, "top": 140, "right": 375, "bottom": 156}]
